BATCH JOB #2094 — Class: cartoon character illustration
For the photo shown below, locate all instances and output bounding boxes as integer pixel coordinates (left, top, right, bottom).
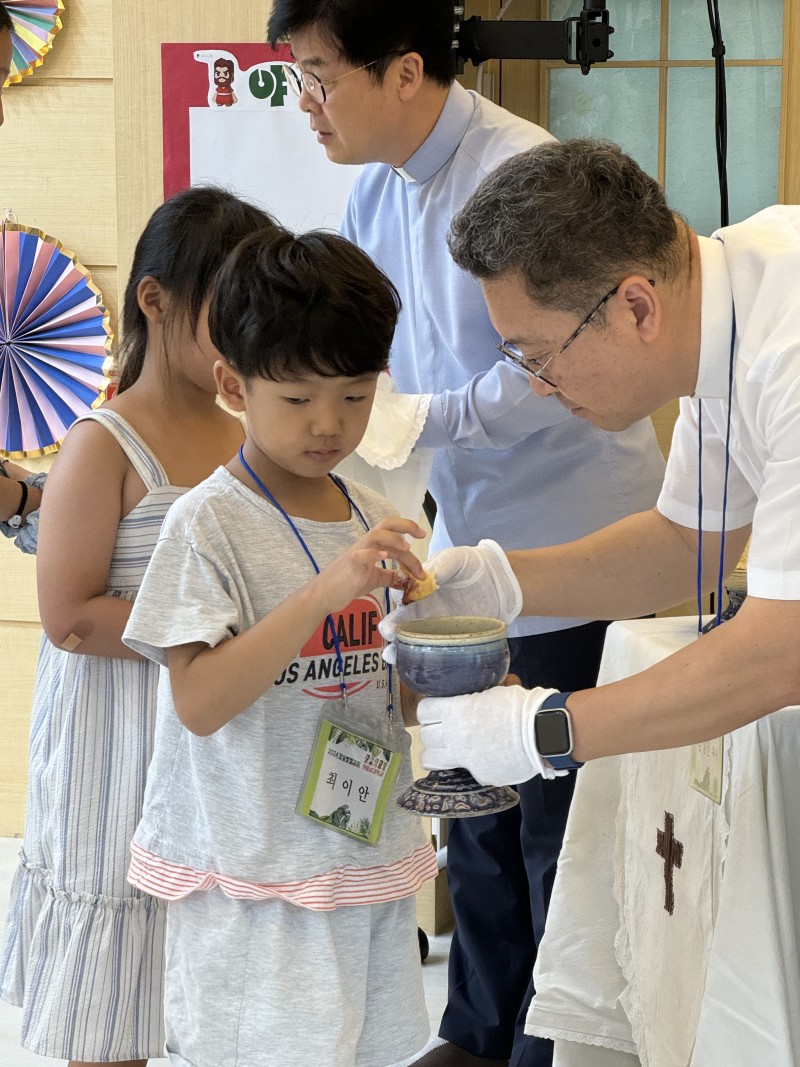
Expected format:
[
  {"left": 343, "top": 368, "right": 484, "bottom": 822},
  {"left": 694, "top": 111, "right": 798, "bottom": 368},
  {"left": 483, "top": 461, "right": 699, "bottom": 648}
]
[{"left": 213, "top": 58, "right": 238, "bottom": 107}]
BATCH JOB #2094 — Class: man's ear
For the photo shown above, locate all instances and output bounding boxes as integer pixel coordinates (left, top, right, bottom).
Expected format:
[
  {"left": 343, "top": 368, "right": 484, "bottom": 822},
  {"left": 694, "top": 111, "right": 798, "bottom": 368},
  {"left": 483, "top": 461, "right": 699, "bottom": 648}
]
[
  {"left": 618, "top": 276, "right": 661, "bottom": 344},
  {"left": 214, "top": 359, "right": 246, "bottom": 412},
  {"left": 137, "top": 276, "right": 168, "bottom": 323},
  {"left": 395, "top": 51, "right": 425, "bottom": 101}
]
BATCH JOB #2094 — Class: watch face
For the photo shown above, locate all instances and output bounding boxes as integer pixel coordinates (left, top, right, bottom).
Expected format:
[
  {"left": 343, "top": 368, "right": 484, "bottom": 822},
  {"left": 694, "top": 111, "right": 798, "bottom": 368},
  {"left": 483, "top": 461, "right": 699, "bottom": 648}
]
[
  {"left": 7, "top": 515, "right": 22, "bottom": 529},
  {"left": 534, "top": 708, "right": 572, "bottom": 757}
]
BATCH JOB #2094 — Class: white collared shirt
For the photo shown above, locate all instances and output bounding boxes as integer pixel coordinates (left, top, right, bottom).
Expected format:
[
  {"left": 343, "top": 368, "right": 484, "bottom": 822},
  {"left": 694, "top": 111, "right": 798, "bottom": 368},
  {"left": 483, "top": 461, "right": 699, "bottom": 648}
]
[{"left": 658, "top": 206, "right": 800, "bottom": 598}]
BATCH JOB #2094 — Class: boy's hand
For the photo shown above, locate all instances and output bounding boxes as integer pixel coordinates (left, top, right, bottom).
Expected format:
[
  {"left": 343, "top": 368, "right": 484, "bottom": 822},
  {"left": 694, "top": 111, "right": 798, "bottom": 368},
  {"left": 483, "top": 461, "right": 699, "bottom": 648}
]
[{"left": 314, "top": 517, "right": 426, "bottom": 615}]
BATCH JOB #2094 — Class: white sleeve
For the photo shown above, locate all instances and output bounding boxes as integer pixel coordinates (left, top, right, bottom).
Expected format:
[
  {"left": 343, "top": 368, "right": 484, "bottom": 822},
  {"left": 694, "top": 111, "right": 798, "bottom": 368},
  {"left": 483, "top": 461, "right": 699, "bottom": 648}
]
[{"left": 657, "top": 396, "right": 756, "bottom": 532}]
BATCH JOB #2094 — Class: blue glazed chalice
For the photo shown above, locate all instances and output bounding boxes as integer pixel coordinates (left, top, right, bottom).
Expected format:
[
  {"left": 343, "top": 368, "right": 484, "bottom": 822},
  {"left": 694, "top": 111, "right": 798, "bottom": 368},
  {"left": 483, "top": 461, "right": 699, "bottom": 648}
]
[{"left": 394, "top": 616, "right": 520, "bottom": 818}]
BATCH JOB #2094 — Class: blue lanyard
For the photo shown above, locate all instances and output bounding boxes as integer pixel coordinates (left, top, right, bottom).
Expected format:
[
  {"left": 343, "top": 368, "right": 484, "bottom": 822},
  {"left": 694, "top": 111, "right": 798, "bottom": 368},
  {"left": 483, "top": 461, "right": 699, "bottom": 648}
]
[
  {"left": 237, "top": 446, "right": 394, "bottom": 719},
  {"left": 696, "top": 303, "right": 736, "bottom": 634}
]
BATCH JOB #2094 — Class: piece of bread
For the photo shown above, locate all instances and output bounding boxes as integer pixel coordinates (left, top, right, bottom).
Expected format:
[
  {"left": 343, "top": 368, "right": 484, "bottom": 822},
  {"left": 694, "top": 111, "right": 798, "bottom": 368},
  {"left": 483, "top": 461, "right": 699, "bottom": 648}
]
[{"left": 397, "top": 565, "right": 438, "bottom": 605}]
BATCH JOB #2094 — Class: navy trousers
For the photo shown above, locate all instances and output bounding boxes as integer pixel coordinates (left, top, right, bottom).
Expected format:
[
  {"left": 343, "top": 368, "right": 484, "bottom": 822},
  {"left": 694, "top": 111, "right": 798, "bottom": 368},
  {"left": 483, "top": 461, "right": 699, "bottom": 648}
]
[{"left": 438, "top": 620, "right": 610, "bottom": 1065}]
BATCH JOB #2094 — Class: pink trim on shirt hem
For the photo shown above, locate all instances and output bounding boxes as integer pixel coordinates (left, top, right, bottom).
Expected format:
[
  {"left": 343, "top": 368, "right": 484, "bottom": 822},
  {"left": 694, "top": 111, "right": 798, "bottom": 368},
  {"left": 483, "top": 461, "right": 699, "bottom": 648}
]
[{"left": 128, "top": 840, "right": 438, "bottom": 911}]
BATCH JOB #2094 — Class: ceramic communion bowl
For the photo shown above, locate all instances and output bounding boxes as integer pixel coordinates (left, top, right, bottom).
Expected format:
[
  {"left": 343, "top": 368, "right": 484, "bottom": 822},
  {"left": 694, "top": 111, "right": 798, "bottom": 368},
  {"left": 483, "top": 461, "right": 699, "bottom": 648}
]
[
  {"left": 394, "top": 615, "right": 510, "bottom": 698},
  {"left": 394, "top": 616, "right": 519, "bottom": 818}
]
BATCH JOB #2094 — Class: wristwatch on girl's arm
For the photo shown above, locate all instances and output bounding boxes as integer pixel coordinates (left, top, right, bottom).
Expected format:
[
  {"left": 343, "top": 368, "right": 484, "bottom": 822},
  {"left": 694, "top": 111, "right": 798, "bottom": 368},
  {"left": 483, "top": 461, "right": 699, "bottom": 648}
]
[
  {"left": 1, "top": 460, "right": 46, "bottom": 553},
  {"left": 1, "top": 458, "right": 29, "bottom": 528},
  {"left": 7, "top": 480, "right": 29, "bottom": 529}
]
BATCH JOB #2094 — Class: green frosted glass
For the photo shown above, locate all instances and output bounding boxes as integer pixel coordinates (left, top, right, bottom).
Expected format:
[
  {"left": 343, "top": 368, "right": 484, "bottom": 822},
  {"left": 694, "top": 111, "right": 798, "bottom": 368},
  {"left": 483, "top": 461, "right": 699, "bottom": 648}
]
[
  {"left": 668, "top": 0, "right": 783, "bottom": 60},
  {"left": 548, "top": 0, "right": 662, "bottom": 62},
  {"left": 665, "top": 66, "right": 781, "bottom": 236},
  {"left": 548, "top": 68, "right": 660, "bottom": 180}
]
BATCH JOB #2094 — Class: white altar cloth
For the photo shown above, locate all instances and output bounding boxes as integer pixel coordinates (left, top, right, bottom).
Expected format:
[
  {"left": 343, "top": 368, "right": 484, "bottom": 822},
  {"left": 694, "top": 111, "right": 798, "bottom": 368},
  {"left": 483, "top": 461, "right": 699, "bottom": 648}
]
[{"left": 526, "top": 617, "right": 800, "bottom": 1067}]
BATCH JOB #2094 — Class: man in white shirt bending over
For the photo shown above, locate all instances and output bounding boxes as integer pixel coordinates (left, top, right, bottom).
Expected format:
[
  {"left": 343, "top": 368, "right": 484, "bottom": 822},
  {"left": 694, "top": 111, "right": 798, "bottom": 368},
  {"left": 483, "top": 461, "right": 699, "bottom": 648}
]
[{"left": 386, "top": 138, "right": 800, "bottom": 815}]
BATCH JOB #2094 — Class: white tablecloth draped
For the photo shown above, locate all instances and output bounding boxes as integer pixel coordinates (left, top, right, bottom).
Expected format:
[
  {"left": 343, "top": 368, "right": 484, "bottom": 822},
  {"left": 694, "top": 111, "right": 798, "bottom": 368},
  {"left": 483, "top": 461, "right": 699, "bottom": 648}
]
[{"left": 525, "top": 617, "right": 800, "bottom": 1067}]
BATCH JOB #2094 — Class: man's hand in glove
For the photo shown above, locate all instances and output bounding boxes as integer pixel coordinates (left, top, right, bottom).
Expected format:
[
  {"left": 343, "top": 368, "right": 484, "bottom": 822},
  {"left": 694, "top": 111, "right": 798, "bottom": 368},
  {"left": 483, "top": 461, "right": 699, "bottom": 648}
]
[
  {"left": 417, "top": 685, "right": 569, "bottom": 786},
  {"left": 379, "top": 539, "right": 523, "bottom": 663}
]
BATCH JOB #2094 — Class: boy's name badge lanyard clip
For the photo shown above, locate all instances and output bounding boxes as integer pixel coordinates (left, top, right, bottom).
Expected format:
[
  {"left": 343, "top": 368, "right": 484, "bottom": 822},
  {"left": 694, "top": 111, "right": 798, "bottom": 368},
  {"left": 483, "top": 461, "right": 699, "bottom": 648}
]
[
  {"left": 691, "top": 274, "right": 735, "bottom": 805},
  {"left": 237, "top": 446, "right": 394, "bottom": 720}
]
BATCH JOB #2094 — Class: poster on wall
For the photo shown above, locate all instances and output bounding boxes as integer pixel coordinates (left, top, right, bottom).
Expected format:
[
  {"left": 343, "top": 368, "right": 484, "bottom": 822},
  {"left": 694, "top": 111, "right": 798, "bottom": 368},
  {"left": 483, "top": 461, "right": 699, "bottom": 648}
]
[{"left": 161, "top": 43, "right": 360, "bottom": 232}]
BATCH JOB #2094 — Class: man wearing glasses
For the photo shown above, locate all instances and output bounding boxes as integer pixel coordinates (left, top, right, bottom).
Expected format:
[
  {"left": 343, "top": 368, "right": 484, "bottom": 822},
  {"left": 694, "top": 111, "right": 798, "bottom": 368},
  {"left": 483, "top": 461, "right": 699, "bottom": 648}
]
[
  {"left": 385, "top": 136, "right": 798, "bottom": 833},
  {"left": 267, "top": 5, "right": 665, "bottom": 1067},
  {"left": 496, "top": 281, "right": 653, "bottom": 391}
]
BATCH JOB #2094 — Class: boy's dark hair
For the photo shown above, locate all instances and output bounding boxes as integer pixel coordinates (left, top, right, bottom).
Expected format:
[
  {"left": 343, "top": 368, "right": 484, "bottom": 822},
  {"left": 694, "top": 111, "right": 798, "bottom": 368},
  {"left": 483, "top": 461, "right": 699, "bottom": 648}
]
[
  {"left": 209, "top": 229, "right": 401, "bottom": 381},
  {"left": 116, "top": 186, "right": 281, "bottom": 393},
  {"left": 267, "top": 0, "right": 455, "bottom": 87},
  {"left": 0, "top": 4, "right": 14, "bottom": 35}
]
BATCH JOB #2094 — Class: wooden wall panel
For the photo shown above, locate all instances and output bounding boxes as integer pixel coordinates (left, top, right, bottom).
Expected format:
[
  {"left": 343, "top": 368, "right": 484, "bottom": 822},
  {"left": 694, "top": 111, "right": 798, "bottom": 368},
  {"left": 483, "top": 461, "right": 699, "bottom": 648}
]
[
  {"left": 652, "top": 399, "right": 679, "bottom": 461},
  {"left": 91, "top": 267, "right": 120, "bottom": 337},
  {"left": 495, "top": 0, "right": 545, "bottom": 124},
  {"left": 459, "top": 0, "right": 503, "bottom": 101},
  {"left": 1, "top": 510, "right": 45, "bottom": 838},
  {"left": 0, "top": 541, "right": 38, "bottom": 622},
  {"left": 30, "top": 0, "right": 114, "bottom": 80},
  {"left": 1, "top": 83, "right": 117, "bottom": 265},
  {"left": 0, "top": 624, "right": 42, "bottom": 836}
]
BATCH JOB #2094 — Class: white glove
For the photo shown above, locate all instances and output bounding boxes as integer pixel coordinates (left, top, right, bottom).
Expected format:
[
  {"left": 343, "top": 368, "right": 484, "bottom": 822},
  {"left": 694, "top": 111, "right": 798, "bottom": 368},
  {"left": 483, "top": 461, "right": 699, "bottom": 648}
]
[
  {"left": 417, "top": 686, "right": 568, "bottom": 786},
  {"left": 380, "top": 539, "right": 523, "bottom": 663}
]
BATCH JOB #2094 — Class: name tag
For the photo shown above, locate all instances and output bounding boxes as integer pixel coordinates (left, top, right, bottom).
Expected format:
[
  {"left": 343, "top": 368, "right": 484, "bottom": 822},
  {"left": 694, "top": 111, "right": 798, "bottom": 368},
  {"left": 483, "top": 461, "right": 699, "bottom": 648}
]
[
  {"left": 297, "top": 716, "right": 403, "bottom": 846},
  {"left": 689, "top": 738, "right": 724, "bottom": 804}
]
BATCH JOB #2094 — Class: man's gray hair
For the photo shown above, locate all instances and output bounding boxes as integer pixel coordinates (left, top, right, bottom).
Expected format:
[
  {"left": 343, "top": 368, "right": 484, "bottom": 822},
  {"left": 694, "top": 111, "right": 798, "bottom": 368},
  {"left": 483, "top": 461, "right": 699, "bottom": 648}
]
[{"left": 448, "top": 138, "right": 687, "bottom": 315}]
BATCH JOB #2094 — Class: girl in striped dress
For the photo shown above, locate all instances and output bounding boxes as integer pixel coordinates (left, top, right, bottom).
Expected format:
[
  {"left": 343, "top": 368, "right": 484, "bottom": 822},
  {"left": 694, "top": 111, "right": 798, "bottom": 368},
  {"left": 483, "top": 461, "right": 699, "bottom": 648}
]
[{"left": 0, "top": 186, "right": 280, "bottom": 1067}]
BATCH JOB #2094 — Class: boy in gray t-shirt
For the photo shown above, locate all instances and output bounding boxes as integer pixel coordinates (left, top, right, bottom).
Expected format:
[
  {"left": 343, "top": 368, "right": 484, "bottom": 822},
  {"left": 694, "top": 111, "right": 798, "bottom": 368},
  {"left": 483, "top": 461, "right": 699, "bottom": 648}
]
[{"left": 124, "top": 229, "right": 438, "bottom": 1067}]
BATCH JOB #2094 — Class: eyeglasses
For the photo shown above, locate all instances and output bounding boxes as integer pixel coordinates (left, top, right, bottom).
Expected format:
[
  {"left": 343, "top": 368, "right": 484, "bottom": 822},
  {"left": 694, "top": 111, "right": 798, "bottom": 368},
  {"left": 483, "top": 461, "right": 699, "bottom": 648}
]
[
  {"left": 283, "top": 54, "right": 400, "bottom": 105},
  {"left": 496, "top": 286, "right": 617, "bottom": 388},
  {"left": 496, "top": 279, "right": 655, "bottom": 388}
]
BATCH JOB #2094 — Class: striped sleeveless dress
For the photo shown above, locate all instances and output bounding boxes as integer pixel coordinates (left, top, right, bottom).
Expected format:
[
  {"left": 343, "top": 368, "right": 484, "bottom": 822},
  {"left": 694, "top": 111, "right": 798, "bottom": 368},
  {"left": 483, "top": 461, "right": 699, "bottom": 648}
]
[{"left": 0, "top": 410, "right": 186, "bottom": 1061}]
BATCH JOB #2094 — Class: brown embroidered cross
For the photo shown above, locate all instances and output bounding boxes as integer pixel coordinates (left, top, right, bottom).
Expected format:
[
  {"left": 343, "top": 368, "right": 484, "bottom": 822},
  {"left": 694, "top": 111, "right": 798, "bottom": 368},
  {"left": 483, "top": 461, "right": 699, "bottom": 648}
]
[{"left": 656, "top": 811, "right": 683, "bottom": 915}]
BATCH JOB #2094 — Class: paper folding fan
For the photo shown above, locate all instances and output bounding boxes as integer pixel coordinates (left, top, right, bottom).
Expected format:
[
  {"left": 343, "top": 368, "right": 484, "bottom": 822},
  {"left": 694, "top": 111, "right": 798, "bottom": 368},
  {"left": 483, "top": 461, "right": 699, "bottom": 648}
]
[
  {"left": 1, "top": 1, "right": 64, "bottom": 86},
  {"left": 0, "top": 218, "right": 112, "bottom": 458}
]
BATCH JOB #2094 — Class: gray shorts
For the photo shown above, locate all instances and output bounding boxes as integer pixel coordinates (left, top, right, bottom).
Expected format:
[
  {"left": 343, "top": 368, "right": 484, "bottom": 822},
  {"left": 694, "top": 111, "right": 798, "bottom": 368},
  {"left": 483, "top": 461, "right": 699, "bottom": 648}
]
[{"left": 163, "top": 888, "right": 430, "bottom": 1067}]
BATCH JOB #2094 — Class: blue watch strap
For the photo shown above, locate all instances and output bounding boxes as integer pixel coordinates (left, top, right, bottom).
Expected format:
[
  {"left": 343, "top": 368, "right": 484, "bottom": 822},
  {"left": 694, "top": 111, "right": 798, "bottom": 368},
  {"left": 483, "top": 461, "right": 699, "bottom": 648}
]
[
  {"left": 538, "top": 691, "right": 583, "bottom": 771},
  {"left": 547, "top": 754, "right": 584, "bottom": 771}
]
